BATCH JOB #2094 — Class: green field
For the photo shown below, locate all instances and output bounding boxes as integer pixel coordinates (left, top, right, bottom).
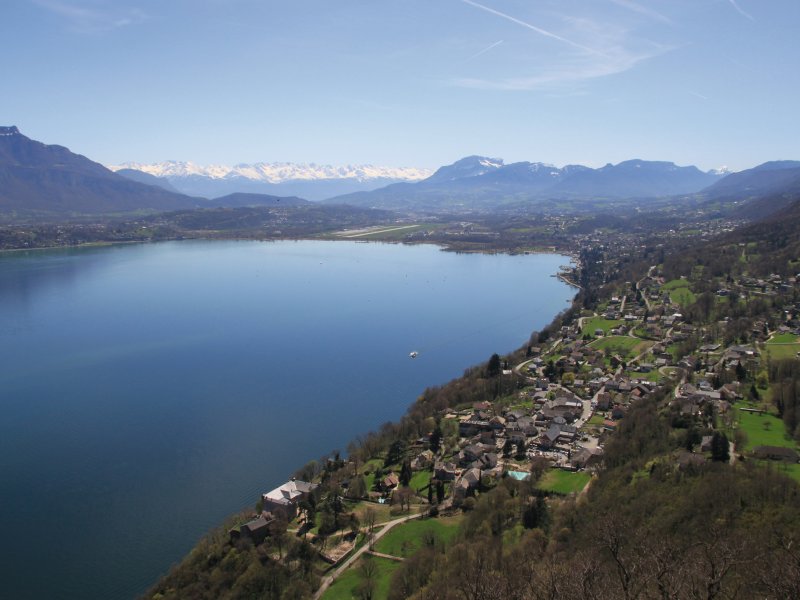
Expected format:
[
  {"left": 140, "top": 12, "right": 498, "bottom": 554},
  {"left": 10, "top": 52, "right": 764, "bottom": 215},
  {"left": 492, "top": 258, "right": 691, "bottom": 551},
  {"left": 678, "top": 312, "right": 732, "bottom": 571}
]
[
  {"left": 625, "top": 369, "right": 661, "bottom": 383},
  {"left": 321, "top": 556, "right": 401, "bottom": 600},
  {"left": 662, "top": 279, "right": 697, "bottom": 307},
  {"left": 765, "top": 334, "right": 800, "bottom": 360},
  {"left": 373, "top": 516, "right": 461, "bottom": 558},
  {"left": 536, "top": 469, "right": 591, "bottom": 494},
  {"left": 582, "top": 317, "right": 623, "bottom": 337},
  {"left": 589, "top": 336, "right": 651, "bottom": 360},
  {"left": 737, "top": 410, "right": 797, "bottom": 451},
  {"left": 408, "top": 470, "right": 432, "bottom": 494}
]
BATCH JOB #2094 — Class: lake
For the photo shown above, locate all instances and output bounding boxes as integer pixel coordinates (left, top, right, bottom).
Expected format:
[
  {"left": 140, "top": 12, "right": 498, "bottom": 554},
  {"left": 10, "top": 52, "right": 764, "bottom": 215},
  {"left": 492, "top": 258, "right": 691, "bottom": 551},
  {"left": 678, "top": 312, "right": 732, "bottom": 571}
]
[{"left": 0, "top": 239, "right": 573, "bottom": 599}]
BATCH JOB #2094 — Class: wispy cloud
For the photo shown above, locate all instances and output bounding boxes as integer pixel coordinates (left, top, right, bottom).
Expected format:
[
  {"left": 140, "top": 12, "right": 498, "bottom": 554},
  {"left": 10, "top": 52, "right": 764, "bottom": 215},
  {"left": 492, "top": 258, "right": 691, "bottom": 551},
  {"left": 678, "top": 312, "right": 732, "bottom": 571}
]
[
  {"left": 727, "top": 0, "right": 754, "bottom": 21},
  {"left": 33, "top": 0, "right": 148, "bottom": 33},
  {"left": 454, "top": 50, "right": 653, "bottom": 91},
  {"left": 466, "top": 39, "right": 504, "bottom": 61},
  {"left": 688, "top": 91, "right": 709, "bottom": 101},
  {"left": 453, "top": 1, "right": 672, "bottom": 92},
  {"left": 608, "top": 0, "right": 672, "bottom": 24},
  {"left": 460, "top": 0, "right": 602, "bottom": 56}
]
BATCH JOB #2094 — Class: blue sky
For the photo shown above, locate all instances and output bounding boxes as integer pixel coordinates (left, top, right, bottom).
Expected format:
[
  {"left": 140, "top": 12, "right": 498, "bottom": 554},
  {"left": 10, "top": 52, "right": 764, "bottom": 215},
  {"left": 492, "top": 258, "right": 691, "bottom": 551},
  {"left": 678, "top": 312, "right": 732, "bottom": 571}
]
[{"left": 3, "top": 0, "right": 798, "bottom": 170}]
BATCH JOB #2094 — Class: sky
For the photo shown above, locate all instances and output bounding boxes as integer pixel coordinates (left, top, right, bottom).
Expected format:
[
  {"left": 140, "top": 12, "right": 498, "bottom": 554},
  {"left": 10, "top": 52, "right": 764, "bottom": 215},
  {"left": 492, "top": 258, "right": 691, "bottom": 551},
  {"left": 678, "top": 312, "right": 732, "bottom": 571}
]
[{"left": 3, "top": 0, "right": 799, "bottom": 171}]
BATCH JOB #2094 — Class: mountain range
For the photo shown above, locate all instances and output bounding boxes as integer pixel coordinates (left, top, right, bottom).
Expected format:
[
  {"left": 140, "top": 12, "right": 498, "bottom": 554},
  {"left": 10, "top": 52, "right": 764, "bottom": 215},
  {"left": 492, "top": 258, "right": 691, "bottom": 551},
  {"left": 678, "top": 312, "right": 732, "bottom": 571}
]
[
  {"left": 3, "top": 126, "right": 800, "bottom": 220},
  {"left": 109, "top": 161, "right": 432, "bottom": 201},
  {"left": 323, "top": 155, "right": 728, "bottom": 212}
]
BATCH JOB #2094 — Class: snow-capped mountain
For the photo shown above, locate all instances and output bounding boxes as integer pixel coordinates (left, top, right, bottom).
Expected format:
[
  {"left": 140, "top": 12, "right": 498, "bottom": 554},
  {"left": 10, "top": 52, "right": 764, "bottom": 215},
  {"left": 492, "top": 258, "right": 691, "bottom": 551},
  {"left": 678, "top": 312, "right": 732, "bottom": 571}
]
[{"left": 109, "top": 161, "right": 433, "bottom": 201}]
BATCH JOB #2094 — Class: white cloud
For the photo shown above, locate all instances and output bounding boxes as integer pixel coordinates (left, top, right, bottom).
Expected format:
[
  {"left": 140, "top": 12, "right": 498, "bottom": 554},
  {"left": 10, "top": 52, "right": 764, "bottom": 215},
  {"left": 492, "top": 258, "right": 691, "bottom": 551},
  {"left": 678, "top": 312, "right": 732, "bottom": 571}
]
[
  {"left": 454, "top": 49, "right": 653, "bottom": 91},
  {"left": 33, "top": 0, "right": 148, "bottom": 33}
]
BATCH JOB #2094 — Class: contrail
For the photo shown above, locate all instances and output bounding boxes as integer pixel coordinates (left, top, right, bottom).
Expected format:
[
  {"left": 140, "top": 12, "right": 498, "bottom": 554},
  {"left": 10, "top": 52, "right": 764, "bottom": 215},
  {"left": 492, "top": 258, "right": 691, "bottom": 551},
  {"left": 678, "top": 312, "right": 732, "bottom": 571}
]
[
  {"left": 460, "top": 0, "right": 601, "bottom": 56},
  {"left": 728, "top": 0, "right": 754, "bottom": 21},
  {"left": 688, "top": 91, "right": 709, "bottom": 101},
  {"left": 609, "top": 0, "right": 672, "bottom": 24},
  {"left": 467, "top": 39, "right": 504, "bottom": 60}
]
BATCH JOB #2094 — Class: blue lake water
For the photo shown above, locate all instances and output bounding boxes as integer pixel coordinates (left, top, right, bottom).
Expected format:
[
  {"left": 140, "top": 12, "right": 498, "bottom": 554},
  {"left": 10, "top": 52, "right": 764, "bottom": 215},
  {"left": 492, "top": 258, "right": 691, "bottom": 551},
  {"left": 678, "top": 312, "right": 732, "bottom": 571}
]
[{"left": 0, "top": 240, "right": 573, "bottom": 599}]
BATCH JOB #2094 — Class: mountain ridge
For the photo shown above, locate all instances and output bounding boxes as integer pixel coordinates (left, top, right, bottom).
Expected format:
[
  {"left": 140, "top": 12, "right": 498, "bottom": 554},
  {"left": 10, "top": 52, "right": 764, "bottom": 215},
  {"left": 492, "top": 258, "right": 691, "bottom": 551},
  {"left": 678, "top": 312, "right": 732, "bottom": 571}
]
[
  {"left": 0, "top": 126, "right": 203, "bottom": 216},
  {"left": 324, "top": 155, "right": 727, "bottom": 212}
]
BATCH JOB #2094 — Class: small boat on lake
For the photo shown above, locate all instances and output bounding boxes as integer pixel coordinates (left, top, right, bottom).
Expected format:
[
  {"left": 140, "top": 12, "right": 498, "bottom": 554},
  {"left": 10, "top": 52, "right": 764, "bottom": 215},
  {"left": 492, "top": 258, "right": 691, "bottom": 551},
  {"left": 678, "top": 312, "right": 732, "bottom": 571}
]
[{"left": 409, "top": 351, "right": 418, "bottom": 358}]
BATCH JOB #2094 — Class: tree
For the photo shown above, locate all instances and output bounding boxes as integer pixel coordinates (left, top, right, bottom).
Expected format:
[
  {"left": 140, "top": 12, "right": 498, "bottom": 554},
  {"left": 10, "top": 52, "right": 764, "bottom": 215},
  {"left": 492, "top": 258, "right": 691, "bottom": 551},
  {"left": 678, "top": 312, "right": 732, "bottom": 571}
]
[
  {"left": 429, "top": 424, "right": 443, "bottom": 454},
  {"left": 357, "top": 556, "right": 378, "bottom": 600},
  {"left": 487, "top": 353, "right": 502, "bottom": 378},
  {"left": 436, "top": 480, "right": 445, "bottom": 504},
  {"left": 711, "top": 431, "right": 730, "bottom": 462},
  {"left": 347, "top": 475, "right": 367, "bottom": 499},
  {"left": 522, "top": 496, "right": 549, "bottom": 531},
  {"left": 269, "top": 512, "right": 288, "bottom": 559},
  {"left": 385, "top": 439, "right": 407, "bottom": 467},
  {"left": 400, "top": 460, "right": 412, "bottom": 488}
]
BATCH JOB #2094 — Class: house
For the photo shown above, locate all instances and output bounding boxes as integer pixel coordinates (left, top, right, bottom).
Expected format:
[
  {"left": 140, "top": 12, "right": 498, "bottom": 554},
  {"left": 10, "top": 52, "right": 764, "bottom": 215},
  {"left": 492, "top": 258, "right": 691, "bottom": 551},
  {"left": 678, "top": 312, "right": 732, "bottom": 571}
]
[
  {"left": 539, "top": 425, "right": 562, "bottom": 449},
  {"left": 381, "top": 472, "right": 400, "bottom": 492},
  {"left": 459, "top": 414, "right": 492, "bottom": 437},
  {"left": 434, "top": 461, "right": 457, "bottom": 481},
  {"left": 230, "top": 515, "right": 273, "bottom": 544},
  {"left": 411, "top": 450, "right": 434, "bottom": 471},
  {"left": 262, "top": 478, "right": 318, "bottom": 520},
  {"left": 570, "top": 447, "right": 603, "bottom": 470},
  {"left": 459, "top": 444, "right": 486, "bottom": 466},
  {"left": 454, "top": 467, "right": 483, "bottom": 501},
  {"left": 470, "top": 452, "right": 498, "bottom": 472}
]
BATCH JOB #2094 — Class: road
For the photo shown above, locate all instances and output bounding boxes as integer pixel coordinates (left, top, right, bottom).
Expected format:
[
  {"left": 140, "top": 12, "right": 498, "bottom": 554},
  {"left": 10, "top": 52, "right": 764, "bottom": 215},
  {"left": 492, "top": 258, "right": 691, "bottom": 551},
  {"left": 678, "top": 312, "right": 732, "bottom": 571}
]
[{"left": 313, "top": 512, "right": 421, "bottom": 599}]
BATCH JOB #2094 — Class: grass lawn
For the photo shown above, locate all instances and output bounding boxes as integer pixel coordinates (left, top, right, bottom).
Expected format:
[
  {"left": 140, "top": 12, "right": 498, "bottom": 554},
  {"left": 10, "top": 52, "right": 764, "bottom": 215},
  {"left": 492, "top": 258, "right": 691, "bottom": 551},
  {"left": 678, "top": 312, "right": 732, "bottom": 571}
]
[
  {"left": 537, "top": 469, "right": 591, "bottom": 494},
  {"left": 373, "top": 516, "right": 462, "bottom": 558},
  {"left": 736, "top": 410, "right": 797, "bottom": 451},
  {"left": 626, "top": 369, "right": 661, "bottom": 383},
  {"left": 662, "top": 279, "right": 690, "bottom": 291},
  {"left": 586, "top": 414, "right": 606, "bottom": 427},
  {"left": 589, "top": 336, "right": 651, "bottom": 360},
  {"left": 582, "top": 317, "right": 623, "bottom": 337},
  {"left": 352, "top": 502, "right": 395, "bottom": 526},
  {"left": 321, "top": 556, "right": 401, "bottom": 600},
  {"left": 765, "top": 334, "right": 800, "bottom": 360},
  {"left": 408, "top": 470, "right": 432, "bottom": 494},
  {"left": 770, "top": 333, "right": 800, "bottom": 344},
  {"left": 662, "top": 279, "right": 697, "bottom": 307}
]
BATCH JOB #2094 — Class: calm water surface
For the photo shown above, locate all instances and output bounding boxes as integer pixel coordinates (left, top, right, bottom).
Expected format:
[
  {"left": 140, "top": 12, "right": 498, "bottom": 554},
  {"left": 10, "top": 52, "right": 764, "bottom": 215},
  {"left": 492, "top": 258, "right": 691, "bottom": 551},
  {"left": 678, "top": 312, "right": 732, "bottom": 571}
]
[{"left": 0, "top": 240, "right": 573, "bottom": 599}]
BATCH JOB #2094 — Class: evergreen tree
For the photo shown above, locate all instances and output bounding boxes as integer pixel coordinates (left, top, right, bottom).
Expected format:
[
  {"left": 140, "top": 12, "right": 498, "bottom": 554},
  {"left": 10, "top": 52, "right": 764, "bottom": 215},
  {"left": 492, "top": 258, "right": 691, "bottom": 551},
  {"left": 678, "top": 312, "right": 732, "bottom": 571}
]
[
  {"left": 487, "top": 353, "right": 502, "bottom": 377},
  {"left": 711, "top": 431, "right": 730, "bottom": 462}
]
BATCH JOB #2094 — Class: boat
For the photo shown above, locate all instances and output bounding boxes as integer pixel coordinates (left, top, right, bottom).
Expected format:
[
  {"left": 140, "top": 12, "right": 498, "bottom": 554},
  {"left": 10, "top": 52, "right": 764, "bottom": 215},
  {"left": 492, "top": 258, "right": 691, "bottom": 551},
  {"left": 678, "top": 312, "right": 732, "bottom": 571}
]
[{"left": 409, "top": 351, "right": 418, "bottom": 359}]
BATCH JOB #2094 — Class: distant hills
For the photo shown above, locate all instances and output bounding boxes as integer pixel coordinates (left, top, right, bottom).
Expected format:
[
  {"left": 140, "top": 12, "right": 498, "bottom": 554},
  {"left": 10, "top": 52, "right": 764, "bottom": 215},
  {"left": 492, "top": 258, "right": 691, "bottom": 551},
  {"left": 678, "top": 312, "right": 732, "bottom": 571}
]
[
  {"left": 208, "top": 193, "right": 310, "bottom": 208},
  {"left": 110, "top": 161, "right": 432, "bottom": 201},
  {"left": 699, "top": 160, "right": 800, "bottom": 219},
  {"left": 323, "top": 155, "right": 727, "bottom": 212}
]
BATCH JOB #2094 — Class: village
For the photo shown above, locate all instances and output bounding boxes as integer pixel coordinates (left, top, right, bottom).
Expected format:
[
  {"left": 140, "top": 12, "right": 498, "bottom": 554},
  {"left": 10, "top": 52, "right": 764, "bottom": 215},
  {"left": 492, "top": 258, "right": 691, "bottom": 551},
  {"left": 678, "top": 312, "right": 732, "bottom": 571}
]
[{"left": 221, "top": 257, "right": 800, "bottom": 600}]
